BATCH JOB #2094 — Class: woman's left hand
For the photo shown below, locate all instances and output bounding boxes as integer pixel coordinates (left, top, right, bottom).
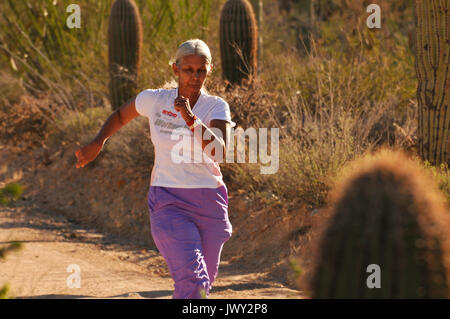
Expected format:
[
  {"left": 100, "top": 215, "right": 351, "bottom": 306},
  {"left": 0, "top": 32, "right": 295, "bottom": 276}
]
[{"left": 174, "top": 96, "right": 194, "bottom": 123}]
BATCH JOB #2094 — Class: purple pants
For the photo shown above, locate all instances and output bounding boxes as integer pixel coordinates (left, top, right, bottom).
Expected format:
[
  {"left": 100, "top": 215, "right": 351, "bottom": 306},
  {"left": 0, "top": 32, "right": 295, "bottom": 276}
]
[{"left": 147, "top": 185, "right": 232, "bottom": 299}]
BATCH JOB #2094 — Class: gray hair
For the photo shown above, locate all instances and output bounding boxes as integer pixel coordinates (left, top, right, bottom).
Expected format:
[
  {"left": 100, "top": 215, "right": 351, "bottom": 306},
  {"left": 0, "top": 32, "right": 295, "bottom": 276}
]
[{"left": 171, "top": 39, "right": 212, "bottom": 66}]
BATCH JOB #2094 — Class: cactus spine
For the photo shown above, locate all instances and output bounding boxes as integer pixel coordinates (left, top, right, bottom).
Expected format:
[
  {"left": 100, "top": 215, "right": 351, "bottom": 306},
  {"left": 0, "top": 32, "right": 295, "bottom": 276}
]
[
  {"left": 108, "top": 0, "right": 143, "bottom": 110},
  {"left": 220, "top": 0, "right": 258, "bottom": 85},
  {"left": 414, "top": 0, "right": 450, "bottom": 165},
  {"left": 310, "top": 151, "right": 450, "bottom": 298}
]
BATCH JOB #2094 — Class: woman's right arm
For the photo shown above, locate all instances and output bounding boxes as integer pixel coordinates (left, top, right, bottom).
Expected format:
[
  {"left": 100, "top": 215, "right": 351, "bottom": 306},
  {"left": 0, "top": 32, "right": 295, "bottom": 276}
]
[{"left": 75, "top": 97, "right": 140, "bottom": 168}]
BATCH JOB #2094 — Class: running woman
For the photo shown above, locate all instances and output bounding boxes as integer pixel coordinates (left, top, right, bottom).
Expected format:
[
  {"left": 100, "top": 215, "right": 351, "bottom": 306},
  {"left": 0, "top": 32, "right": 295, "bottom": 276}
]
[{"left": 75, "top": 39, "right": 235, "bottom": 299}]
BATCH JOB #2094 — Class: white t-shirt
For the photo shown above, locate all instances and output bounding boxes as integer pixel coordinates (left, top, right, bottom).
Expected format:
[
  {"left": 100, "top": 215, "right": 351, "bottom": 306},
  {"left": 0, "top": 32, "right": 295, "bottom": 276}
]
[{"left": 135, "top": 88, "right": 236, "bottom": 188}]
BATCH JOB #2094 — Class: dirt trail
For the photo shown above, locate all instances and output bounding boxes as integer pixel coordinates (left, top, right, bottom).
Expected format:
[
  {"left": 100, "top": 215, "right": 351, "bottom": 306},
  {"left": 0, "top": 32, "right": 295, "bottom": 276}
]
[{"left": 0, "top": 204, "right": 302, "bottom": 299}]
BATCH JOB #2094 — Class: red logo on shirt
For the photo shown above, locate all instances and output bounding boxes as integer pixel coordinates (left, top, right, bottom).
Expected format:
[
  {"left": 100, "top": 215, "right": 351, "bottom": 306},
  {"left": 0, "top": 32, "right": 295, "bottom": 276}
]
[{"left": 162, "top": 109, "right": 177, "bottom": 117}]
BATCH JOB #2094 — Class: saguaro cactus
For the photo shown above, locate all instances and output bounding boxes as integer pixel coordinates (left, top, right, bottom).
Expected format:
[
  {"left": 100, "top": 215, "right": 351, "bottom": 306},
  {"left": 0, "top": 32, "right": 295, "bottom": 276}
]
[
  {"left": 108, "top": 0, "right": 143, "bottom": 110},
  {"left": 250, "top": 0, "right": 263, "bottom": 69},
  {"left": 309, "top": 151, "right": 450, "bottom": 298},
  {"left": 415, "top": 0, "right": 450, "bottom": 165},
  {"left": 220, "top": 0, "right": 258, "bottom": 85}
]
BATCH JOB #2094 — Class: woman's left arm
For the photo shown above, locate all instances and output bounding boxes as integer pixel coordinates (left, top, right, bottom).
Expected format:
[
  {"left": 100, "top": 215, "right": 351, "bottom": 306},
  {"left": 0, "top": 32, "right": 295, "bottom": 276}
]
[
  {"left": 196, "top": 119, "right": 230, "bottom": 162},
  {"left": 173, "top": 96, "right": 231, "bottom": 162}
]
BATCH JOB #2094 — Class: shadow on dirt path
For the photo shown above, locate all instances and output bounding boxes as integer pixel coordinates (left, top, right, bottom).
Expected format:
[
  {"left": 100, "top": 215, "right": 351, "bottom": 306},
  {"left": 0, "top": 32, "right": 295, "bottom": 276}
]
[{"left": 0, "top": 203, "right": 303, "bottom": 299}]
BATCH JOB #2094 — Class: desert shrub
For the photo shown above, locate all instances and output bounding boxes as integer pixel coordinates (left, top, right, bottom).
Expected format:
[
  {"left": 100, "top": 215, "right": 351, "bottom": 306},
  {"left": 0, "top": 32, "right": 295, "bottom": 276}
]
[
  {"left": 0, "top": 183, "right": 24, "bottom": 206},
  {"left": 219, "top": 8, "right": 418, "bottom": 208},
  {"left": 0, "top": 241, "right": 23, "bottom": 299}
]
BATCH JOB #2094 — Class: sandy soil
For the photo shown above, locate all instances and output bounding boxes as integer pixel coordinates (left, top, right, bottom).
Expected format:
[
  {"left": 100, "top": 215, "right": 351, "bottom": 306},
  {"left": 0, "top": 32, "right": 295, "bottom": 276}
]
[{"left": 0, "top": 204, "right": 303, "bottom": 299}]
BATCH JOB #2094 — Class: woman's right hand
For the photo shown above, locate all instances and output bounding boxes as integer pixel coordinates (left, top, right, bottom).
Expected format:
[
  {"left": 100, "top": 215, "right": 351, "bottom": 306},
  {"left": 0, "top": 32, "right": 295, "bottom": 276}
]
[{"left": 75, "top": 140, "right": 103, "bottom": 168}]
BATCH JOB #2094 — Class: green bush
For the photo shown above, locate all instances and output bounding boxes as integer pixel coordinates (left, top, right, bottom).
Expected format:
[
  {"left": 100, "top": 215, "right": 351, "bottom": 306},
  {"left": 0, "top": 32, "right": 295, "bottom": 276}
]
[
  {"left": 0, "top": 284, "right": 11, "bottom": 299},
  {"left": 423, "top": 162, "right": 450, "bottom": 206},
  {"left": 0, "top": 183, "right": 24, "bottom": 206},
  {"left": 0, "top": 241, "right": 23, "bottom": 299}
]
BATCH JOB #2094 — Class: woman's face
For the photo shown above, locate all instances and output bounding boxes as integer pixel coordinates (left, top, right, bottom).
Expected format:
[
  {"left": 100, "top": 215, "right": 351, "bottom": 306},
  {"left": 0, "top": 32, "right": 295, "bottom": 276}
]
[{"left": 172, "top": 54, "right": 212, "bottom": 93}]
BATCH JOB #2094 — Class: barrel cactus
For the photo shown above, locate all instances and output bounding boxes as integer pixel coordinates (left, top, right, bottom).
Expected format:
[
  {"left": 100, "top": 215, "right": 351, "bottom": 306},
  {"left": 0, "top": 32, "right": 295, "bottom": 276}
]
[
  {"left": 415, "top": 0, "right": 449, "bottom": 165},
  {"left": 220, "top": 0, "right": 258, "bottom": 85},
  {"left": 108, "top": 0, "right": 143, "bottom": 110},
  {"left": 310, "top": 151, "right": 450, "bottom": 298}
]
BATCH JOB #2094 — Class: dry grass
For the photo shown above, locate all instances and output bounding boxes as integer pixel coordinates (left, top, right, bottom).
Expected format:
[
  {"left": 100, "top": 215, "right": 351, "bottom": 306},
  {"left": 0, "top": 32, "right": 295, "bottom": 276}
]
[{"left": 0, "top": 0, "right": 446, "bottom": 208}]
